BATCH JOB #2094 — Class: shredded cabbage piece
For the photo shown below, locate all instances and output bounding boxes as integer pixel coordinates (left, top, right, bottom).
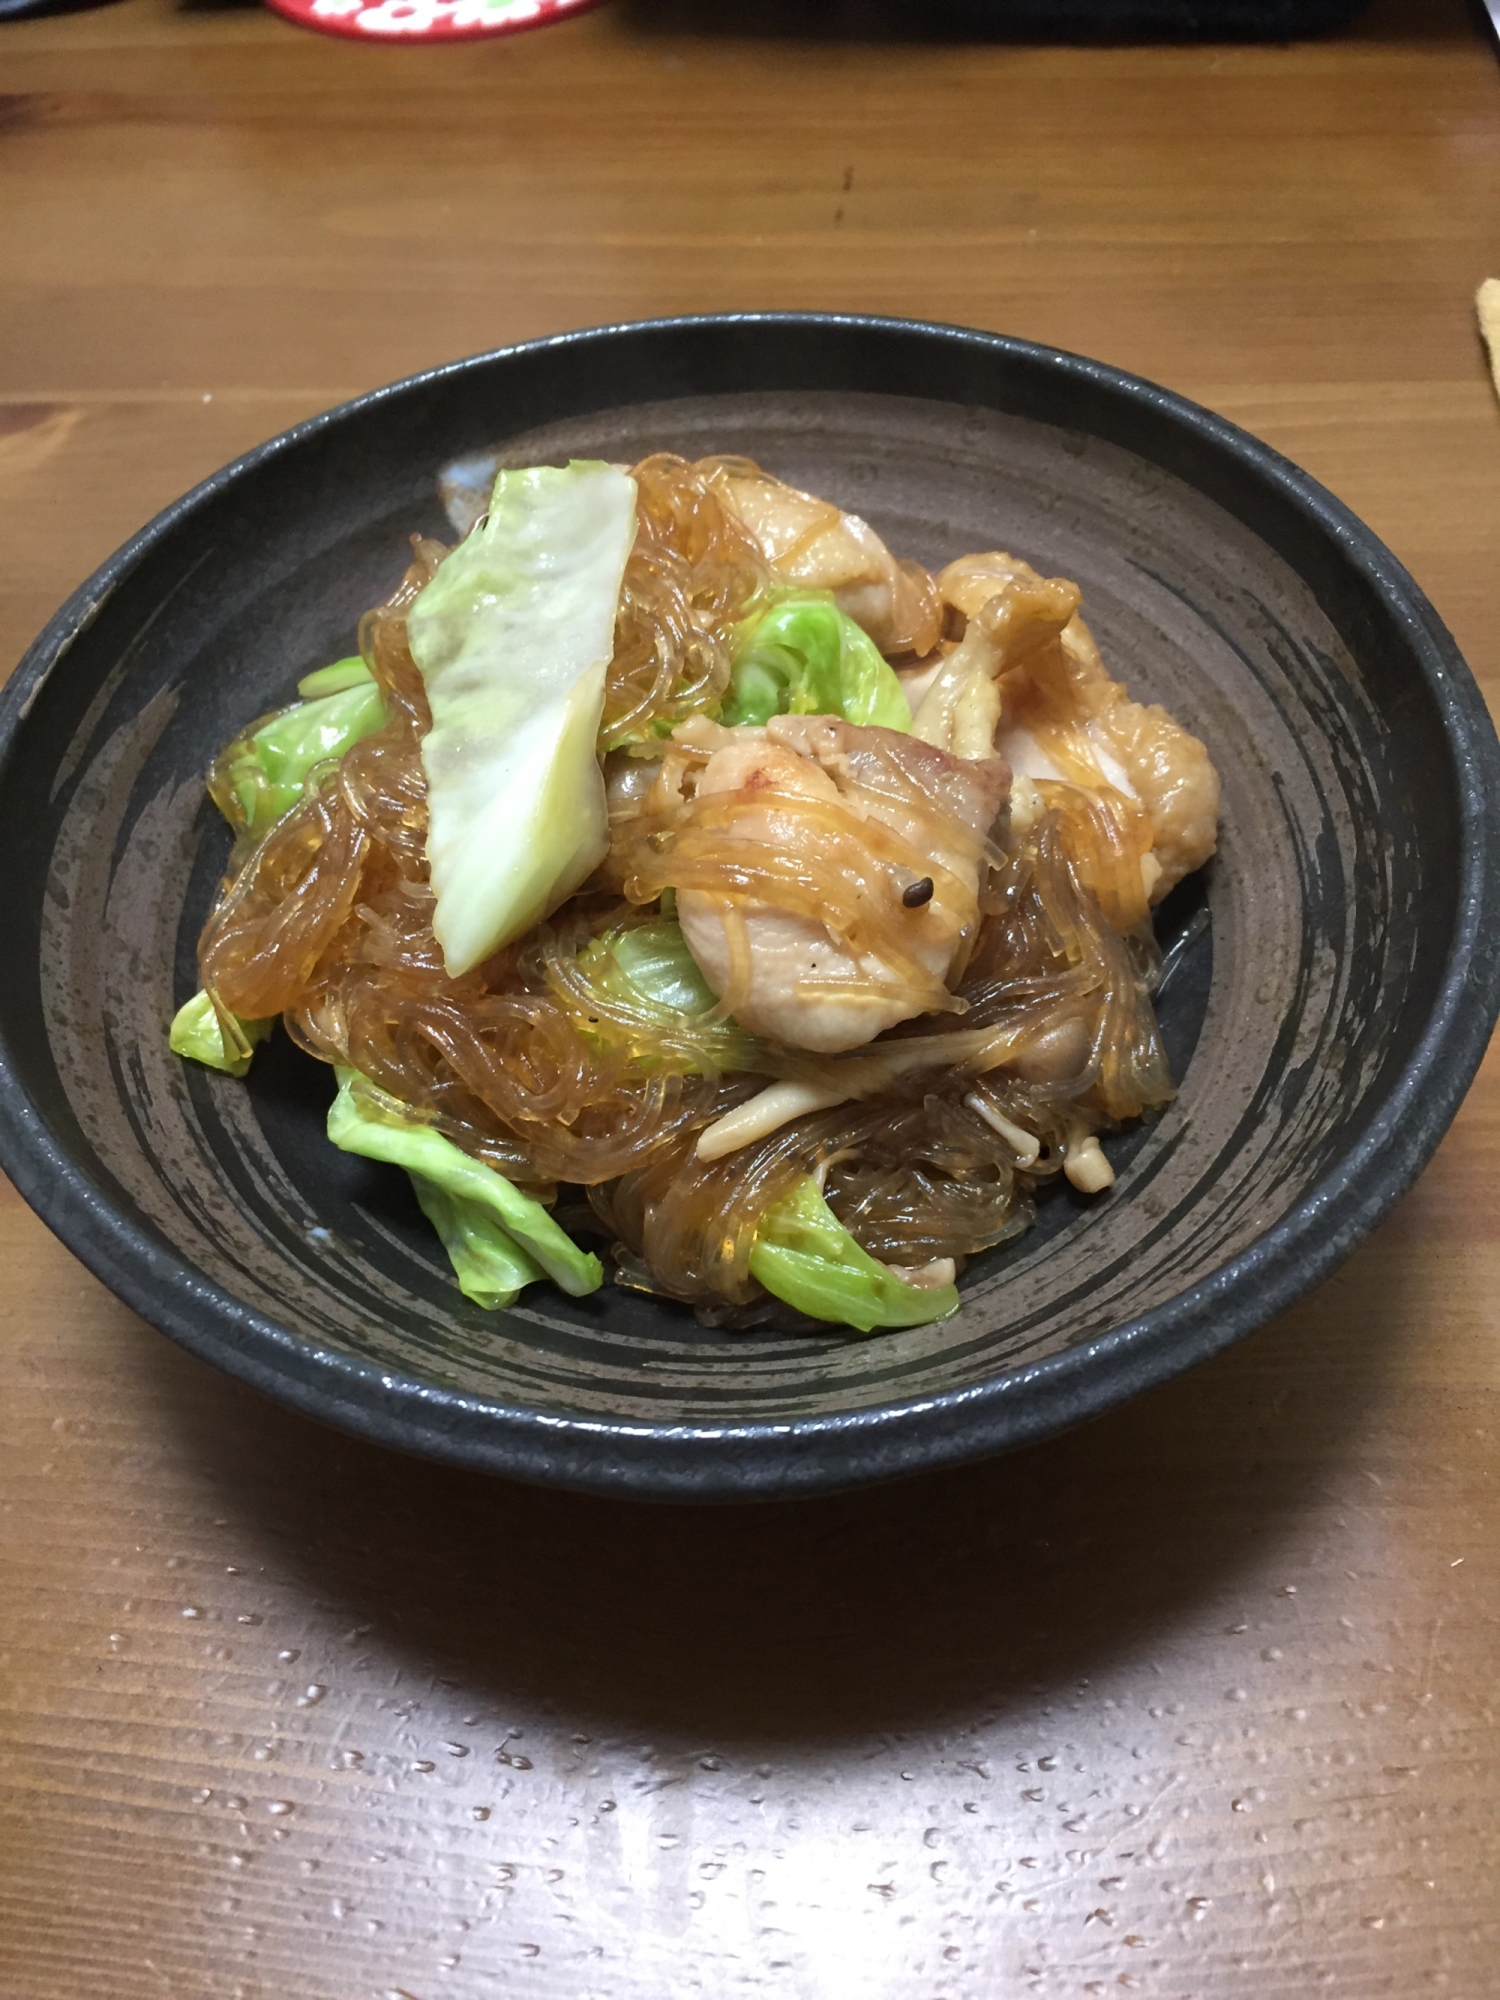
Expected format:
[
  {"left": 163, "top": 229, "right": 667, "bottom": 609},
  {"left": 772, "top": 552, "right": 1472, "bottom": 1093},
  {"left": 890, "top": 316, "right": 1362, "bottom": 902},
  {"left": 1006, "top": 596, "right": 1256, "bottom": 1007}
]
[
  {"left": 296, "top": 656, "right": 375, "bottom": 699},
  {"left": 749, "top": 1175, "right": 961, "bottom": 1331},
  {"left": 721, "top": 597, "right": 913, "bottom": 731},
  {"left": 209, "top": 676, "right": 387, "bottom": 842},
  {"left": 407, "top": 460, "right": 637, "bottom": 976},
  {"left": 169, "top": 989, "right": 274, "bottom": 1077},
  {"left": 326, "top": 1068, "right": 602, "bottom": 1305},
  {"left": 409, "top": 1177, "right": 547, "bottom": 1310},
  {"left": 548, "top": 915, "right": 768, "bottom": 1078}
]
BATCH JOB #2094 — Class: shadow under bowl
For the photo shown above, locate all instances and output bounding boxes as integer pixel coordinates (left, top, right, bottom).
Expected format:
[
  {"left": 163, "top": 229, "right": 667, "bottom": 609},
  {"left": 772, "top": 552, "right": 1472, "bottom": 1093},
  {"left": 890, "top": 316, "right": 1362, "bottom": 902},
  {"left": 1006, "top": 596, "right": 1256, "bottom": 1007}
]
[{"left": 1, "top": 313, "right": 1497, "bottom": 1499}]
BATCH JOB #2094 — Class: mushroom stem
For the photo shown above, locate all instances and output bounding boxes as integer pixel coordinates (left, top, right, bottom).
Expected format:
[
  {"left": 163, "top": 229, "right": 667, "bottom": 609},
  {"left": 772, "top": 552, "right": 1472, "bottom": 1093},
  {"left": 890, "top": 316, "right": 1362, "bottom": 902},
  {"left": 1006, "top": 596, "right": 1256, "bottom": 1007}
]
[{"left": 1063, "top": 1135, "right": 1115, "bottom": 1194}]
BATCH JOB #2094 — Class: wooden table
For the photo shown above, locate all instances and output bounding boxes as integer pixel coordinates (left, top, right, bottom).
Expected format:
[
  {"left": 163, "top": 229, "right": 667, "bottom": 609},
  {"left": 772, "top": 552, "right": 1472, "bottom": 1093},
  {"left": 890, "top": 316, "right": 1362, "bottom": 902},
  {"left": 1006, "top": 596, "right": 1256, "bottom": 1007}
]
[{"left": 3, "top": 2, "right": 1499, "bottom": 1993}]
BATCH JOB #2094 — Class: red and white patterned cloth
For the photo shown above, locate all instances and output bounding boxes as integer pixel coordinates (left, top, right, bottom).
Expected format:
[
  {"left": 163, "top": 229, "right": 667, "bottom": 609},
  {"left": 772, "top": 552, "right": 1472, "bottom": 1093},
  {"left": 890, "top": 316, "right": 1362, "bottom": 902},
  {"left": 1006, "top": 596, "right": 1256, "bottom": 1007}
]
[{"left": 265, "top": 0, "right": 602, "bottom": 43}]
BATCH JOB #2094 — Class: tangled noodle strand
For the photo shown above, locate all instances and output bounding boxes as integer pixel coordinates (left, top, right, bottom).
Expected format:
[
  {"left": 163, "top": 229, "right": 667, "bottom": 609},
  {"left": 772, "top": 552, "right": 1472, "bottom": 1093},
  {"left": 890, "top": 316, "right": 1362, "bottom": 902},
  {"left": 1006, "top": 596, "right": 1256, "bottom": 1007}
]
[
  {"left": 195, "top": 457, "right": 1175, "bottom": 1314},
  {"left": 600, "top": 454, "right": 772, "bottom": 746}
]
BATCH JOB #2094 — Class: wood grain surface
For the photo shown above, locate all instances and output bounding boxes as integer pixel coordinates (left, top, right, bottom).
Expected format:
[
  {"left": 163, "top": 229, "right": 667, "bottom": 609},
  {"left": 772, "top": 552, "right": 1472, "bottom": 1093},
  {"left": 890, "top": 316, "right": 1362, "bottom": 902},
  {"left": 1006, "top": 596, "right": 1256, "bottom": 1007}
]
[{"left": 2, "top": 1, "right": 1499, "bottom": 1994}]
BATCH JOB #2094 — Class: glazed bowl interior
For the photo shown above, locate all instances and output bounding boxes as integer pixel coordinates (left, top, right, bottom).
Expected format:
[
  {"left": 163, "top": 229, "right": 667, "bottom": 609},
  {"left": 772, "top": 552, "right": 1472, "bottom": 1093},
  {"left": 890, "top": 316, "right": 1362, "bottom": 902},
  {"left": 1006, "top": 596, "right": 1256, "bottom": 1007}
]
[{"left": 0, "top": 317, "right": 1494, "bottom": 1498}]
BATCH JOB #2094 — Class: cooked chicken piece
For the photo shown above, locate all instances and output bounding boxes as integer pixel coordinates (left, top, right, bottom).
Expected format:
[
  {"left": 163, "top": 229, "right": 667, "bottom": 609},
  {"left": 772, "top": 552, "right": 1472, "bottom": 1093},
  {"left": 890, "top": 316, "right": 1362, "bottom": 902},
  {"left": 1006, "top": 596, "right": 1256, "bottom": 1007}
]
[
  {"left": 714, "top": 466, "right": 941, "bottom": 658},
  {"left": 920, "top": 552, "right": 1219, "bottom": 901},
  {"left": 937, "top": 551, "right": 1082, "bottom": 629},
  {"left": 913, "top": 559, "right": 1081, "bottom": 760},
  {"left": 1045, "top": 618, "right": 1220, "bottom": 898},
  {"left": 770, "top": 714, "right": 1008, "bottom": 871},
  {"left": 896, "top": 653, "right": 946, "bottom": 715},
  {"left": 653, "top": 716, "right": 1008, "bottom": 1054}
]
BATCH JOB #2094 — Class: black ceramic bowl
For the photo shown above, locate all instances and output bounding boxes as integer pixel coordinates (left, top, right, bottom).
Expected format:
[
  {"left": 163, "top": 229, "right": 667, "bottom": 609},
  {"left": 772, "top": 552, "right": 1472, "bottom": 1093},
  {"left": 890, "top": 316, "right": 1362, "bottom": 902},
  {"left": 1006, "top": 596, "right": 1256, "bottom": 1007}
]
[{"left": 2, "top": 314, "right": 1497, "bottom": 1500}]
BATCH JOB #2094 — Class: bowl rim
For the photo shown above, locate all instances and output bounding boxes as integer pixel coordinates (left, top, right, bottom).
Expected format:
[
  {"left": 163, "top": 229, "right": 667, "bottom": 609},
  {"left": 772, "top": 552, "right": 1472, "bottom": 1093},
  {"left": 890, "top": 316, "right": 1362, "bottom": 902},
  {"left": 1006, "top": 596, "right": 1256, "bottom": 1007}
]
[{"left": 3, "top": 310, "right": 1498, "bottom": 1500}]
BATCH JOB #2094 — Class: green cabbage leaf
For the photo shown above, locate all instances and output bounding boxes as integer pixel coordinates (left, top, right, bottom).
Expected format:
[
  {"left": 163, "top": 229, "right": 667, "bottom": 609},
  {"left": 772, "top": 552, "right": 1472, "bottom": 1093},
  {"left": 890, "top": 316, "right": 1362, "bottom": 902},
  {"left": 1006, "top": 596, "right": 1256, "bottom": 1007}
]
[
  {"left": 295, "top": 656, "right": 376, "bottom": 699},
  {"left": 211, "top": 662, "right": 386, "bottom": 841},
  {"left": 720, "top": 597, "right": 913, "bottom": 732},
  {"left": 168, "top": 989, "right": 275, "bottom": 1077},
  {"left": 408, "top": 1178, "right": 547, "bottom": 1312},
  {"left": 326, "top": 1068, "right": 602, "bottom": 1309},
  {"left": 749, "top": 1175, "right": 960, "bottom": 1332},
  {"left": 406, "top": 461, "right": 638, "bottom": 978},
  {"left": 176, "top": 656, "right": 385, "bottom": 1078},
  {"left": 555, "top": 916, "right": 766, "bottom": 1075}
]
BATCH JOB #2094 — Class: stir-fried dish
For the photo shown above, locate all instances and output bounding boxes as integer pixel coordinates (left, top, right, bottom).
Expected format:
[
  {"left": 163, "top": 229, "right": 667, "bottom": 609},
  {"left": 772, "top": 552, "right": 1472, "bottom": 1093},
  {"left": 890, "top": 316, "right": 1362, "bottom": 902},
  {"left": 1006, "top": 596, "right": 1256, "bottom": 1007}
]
[{"left": 171, "top": 454, "right": 1220, "bottom": 1333}]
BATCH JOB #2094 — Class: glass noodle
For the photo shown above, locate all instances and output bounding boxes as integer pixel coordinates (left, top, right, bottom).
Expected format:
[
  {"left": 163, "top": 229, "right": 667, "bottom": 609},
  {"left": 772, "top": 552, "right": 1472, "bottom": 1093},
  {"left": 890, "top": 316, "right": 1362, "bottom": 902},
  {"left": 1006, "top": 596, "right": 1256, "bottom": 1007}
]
[{"left": 197, "top": 454, "right": 1175, "bottom": 1321}]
